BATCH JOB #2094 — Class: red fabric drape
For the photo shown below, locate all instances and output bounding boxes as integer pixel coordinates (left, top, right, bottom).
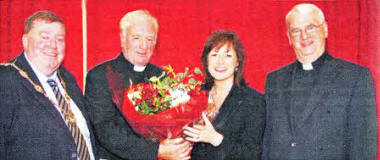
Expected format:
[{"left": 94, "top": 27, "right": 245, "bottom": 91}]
[{"left": 1, "top": 0, "right": 379, "bottom": 158}]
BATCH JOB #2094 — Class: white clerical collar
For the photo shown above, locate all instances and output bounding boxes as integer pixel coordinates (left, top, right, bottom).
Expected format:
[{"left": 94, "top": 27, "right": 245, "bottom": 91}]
[
  {"left": 133, "top": 65, "right": 146, "bottom": 72},
  {"left": 302, "top": 63, "right": 313, "bottom": 71}
]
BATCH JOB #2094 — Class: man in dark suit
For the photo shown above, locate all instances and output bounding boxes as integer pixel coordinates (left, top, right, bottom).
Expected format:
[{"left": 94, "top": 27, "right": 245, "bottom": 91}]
[
  {"left": 262, "top": 3, "right": 377, "bottom": 160},
  {"left": 84, "top": 10, "right": 191, "bottom": 160},
  {"left": 0, "top": 11, "right": 96, "bottom": 159}
]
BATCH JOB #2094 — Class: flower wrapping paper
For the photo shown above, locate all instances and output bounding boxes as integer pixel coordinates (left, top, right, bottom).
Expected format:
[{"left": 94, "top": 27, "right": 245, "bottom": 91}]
[{"left": 121, "top": 87, "right": 208, "bottom": 141}]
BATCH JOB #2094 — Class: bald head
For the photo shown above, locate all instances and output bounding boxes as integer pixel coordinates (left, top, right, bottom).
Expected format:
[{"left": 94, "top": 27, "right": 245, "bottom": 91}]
[{"left": 286, "top": 3, "right": 325, "bottom": 29}]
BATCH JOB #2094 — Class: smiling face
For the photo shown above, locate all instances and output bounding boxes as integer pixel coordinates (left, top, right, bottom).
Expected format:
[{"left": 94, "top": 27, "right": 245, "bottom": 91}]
[
  {"left": 121, "top": 18, "right": 157, "bottom": 66},
  {"left": 207, "top": 43, "right": 239, "bottom": 83},
  {"left": 287, "top": 6, "right": 328, "bottom": 64},
  {"left": 23, "top": 21, "right": 66, "bottom": 76}
]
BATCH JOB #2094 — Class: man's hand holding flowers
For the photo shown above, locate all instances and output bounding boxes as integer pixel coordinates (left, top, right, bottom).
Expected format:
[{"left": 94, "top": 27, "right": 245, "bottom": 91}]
[{"left": 158, "top": 137, "right": 192, "bottom": 160}]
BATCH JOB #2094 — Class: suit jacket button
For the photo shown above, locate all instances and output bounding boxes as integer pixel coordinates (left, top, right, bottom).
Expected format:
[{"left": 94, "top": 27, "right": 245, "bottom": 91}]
[
  {"left": 72, "top": 153, "right": 77, "bottom": 158},
  {"left": 291, "top": 142, "right": 296, "bottom": 147}
]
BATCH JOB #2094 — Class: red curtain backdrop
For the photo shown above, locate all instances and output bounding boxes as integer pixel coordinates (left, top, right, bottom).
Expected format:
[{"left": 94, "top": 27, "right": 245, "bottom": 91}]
[{"left": 1, "top": 0, "right": 379, "bottom": 158}]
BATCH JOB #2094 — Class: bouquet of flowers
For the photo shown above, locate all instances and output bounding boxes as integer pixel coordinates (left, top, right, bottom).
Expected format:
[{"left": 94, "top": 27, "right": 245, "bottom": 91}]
[{"left": 107, "top": 65, "right": 208, "bottom": 142}]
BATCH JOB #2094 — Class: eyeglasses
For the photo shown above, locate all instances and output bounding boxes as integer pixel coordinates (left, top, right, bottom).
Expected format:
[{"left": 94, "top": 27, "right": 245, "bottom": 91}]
[{"left": 288, "top": 23, "right": 324, "bottom": 37}]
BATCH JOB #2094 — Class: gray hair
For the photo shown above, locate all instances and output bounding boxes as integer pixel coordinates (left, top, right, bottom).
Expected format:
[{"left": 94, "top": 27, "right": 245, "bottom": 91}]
[
  {"left": 285, "top": 3, "right": 325, "bottom": 27},
  {"left": 119, "top": 10, "right": 158, "bottom": 38}
]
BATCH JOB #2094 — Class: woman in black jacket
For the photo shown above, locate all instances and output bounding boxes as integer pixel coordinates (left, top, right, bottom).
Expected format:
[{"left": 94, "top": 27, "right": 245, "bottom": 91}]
[{"left": 183, "top": 30, "right": 266, "bottom": 160}]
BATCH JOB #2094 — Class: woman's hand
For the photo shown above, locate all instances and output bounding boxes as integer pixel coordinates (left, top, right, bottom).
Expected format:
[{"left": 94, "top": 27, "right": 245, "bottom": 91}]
[{"left": 183, "top": 113, "right": 224, "bottom": 147}]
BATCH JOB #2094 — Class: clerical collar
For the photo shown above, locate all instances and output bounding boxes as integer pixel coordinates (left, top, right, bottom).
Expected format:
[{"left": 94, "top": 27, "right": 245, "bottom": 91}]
[
  {"left": 296, "top": 51, "right": 327, "bottom": 71},
  {"left": 302, "top": 63, "right": 313, "bottom": 70},
  {"left": 133, "top": 65, "right": 146, "bottom": 72},
  {"left": 116, "top": 52, "right": 148, "bottom": 72}
]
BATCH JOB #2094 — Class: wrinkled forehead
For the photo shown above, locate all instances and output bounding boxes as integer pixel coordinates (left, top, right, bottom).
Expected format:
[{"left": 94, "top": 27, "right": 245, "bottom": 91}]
[
  {"left": 287, "top": 7, "right": 324, "bottom": 28},
  {"left": 30, "top": 20, "right": 66, "bottom": 31},
  {"left": 122, "top": 16, "right": 158, "bottom": 36},
  {"left": 127, "top": 19, "right": 156, "bottom": 33},
  {"left": 28, "top": 20, "right": 66, "bottom": 35},
  {"left": 287, "top": 11, "right": 324, "bottom": 28}
]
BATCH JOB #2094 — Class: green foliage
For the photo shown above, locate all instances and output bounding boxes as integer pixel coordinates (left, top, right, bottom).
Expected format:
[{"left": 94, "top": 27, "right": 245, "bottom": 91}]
[{"left": 128, "top": 65, "right": 204, "bottom": 115}]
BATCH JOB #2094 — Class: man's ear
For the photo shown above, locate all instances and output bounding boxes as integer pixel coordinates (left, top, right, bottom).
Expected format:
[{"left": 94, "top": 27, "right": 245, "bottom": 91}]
[
  {"left": 286, "top": 31, "right": 292, "bottom": 46},
  {"left": 323, "top": 22, "right": 328, "bottom": 38},
  {"left": 120, "top": 32, "right": 125, "bottom": 46},
  {"left": 22, "top": 34, "right": 28, "bottom": 49}
]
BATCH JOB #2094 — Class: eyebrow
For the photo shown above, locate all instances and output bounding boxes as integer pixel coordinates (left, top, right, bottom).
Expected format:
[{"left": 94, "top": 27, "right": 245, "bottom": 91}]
[{"left": 130, "top": 34, "right": 155, "bottom": 37}]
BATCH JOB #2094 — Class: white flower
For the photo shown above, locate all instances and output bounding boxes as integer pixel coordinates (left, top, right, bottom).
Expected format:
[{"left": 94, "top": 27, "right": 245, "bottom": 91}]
[
  {"left": 128, "top": 91, "right": 141, "bottom": 105},
  {"left": 169, "top": 87, "right": 190, "bottom": 108}
]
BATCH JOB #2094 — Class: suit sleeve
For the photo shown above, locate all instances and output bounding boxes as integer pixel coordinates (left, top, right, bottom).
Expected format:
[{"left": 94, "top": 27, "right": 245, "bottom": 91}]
[
  {"left": 0, "top": 67, "right": 8, "bottom": 157},
  {"left": 348, "top": 68, "right": 377, "bottom": 159},
  {"left": 84, "top": 68, "right": 159, "bottom": 159},
  {"left": 0, "top": 67, "right": 18, "bottom": 158},
  {"left": 261, "top": 73, "right": 273, "bottom": 160},
  {"left": 219, "top": 91, "right": 266, "bottom": 160}
]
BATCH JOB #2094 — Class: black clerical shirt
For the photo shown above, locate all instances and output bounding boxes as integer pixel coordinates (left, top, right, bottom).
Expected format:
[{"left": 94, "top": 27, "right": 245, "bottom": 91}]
[
  {"left": 290, "top": 52, "right": 328, "bottom": 125},
  {"left": 111, "top": 53, "right": 163, "bottom": 88}
]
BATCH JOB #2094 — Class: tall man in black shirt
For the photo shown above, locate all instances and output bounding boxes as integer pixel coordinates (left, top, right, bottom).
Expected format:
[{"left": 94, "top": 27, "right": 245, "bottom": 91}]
[
  {"left": 262, "top": 3, "right": 377, "bottom": 160},
  {"left": 84, "top": 10, "right": 191, "bottom": 160}
]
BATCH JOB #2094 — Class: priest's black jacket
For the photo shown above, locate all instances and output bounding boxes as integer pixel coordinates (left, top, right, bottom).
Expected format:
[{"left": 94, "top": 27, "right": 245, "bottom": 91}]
[
  {"left": 262, "top": 52, "right": 377, "bottom": 160},
  {"left": 84, "top": 53, "right": 163, "bottom": 160}
]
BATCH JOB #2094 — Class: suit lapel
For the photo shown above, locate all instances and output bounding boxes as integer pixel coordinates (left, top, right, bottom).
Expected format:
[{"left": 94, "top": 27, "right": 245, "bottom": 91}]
[
  {"left": 14, "top": 53, "right": 66, "bottom": 122},
  {"left": 58, "top": 68, "right": 84, "bottom": 111},
  {"left": 295, "top": 55, "right": 339, "bottom": 130},
  {"left": 284, "top": 63, "right": 297, "bottom": 134},
  {"left": 14, "top": 53, "right": 43, "bottom": 88},
  {"left": 213, "top": 86, "right": 242, "bottom": 129}
]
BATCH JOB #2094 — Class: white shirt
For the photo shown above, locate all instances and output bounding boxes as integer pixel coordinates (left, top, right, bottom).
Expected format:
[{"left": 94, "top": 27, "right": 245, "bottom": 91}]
[{"left": 25, "top": 54, "right": 95, "bottom": 160}]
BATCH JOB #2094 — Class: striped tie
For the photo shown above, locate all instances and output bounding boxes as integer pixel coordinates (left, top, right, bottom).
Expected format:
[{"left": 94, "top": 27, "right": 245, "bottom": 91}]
[{"left": 47, "top": 79, "right": 90, "bottom": 160}]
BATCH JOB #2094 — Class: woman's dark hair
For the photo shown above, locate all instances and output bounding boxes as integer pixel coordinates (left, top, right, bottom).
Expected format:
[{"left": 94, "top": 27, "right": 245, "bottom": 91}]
[{"left": 201, "top": 30, "right": 246, "bottom": 89}]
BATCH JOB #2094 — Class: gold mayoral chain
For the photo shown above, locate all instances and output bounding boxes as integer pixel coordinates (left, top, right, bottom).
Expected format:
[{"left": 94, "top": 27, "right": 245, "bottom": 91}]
[{"left": 1, "top": 60, "right": 76, "bottom": 124}]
